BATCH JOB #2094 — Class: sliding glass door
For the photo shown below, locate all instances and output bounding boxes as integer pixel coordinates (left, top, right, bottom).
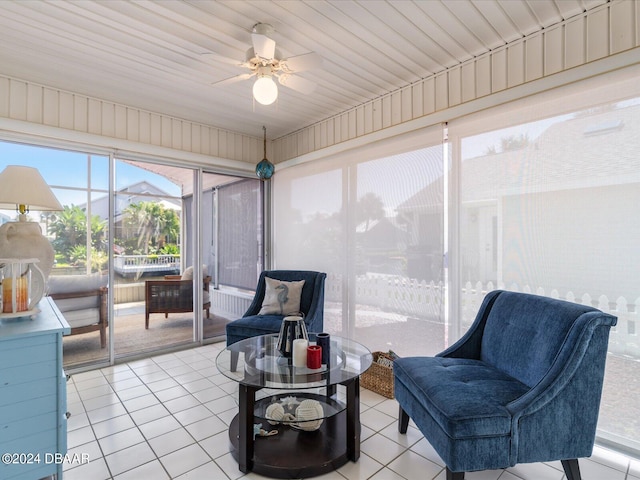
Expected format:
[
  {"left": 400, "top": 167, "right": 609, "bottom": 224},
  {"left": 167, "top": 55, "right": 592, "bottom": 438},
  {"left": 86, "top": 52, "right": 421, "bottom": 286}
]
[
  {"left": 272, "top": 127, "right": 445, "bottom": 357},
  {"left": 112, "top": 159, "right": 198, "bottom": 357},
  {"left": 0, "top": 143, "right": 110, "bottom": 368},
  {"left": 0, "top": 142, "right": 263, "bottom": 368},
  {"left": 202, "top": 173, "right": 263, "bottom": 341}
]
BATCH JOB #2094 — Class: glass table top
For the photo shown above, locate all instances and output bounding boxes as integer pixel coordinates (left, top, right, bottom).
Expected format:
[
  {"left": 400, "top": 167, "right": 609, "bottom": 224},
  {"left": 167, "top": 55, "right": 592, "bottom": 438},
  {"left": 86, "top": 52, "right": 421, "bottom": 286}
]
[{"left": 216, "top": 333, "right": 373, "bottom": 390}]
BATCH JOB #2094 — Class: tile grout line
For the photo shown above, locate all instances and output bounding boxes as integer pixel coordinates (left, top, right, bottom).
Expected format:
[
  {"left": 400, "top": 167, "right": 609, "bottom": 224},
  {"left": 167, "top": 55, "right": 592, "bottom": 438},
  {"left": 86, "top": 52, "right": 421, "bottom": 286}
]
[
  {"left": 117, "top": 355, "right": 221, "bottom": 479},
  {"left": 66, "top": 344, "right": 636, "bottom": 480},
  {"left": 131, "top": 351, "right": 239, "bottom": 479}
]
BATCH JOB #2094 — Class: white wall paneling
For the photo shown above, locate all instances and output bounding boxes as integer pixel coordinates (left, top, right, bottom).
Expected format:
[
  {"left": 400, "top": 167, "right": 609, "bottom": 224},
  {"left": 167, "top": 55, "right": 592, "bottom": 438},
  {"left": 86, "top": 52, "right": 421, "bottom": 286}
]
[
  {"left": 565, "top": 17, "right": 586, "bottom": 69},
  {"left": 461, "top": 62, "right": 476, "bottom": 103},
  {"left": 1, "top": 2, "right": 637, "bottom": 169},
  {"left": 525, "top": 35, "right": 544, "bottom": 82},
  {"left": 0, "top": 75, "right": 260, "bottom": 167},
  {"left": 587, "top": 8, "right": 611, "bottom": 61},
  {"left": 273, "top": 2, "right": 640, "bottom": 163}
]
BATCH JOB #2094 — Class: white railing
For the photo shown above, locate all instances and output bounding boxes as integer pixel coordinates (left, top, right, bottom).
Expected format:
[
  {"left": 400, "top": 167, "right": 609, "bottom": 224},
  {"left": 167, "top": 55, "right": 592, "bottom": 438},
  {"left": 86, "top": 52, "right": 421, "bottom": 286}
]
[
  {"left": 113, "top": 254, "right": 180, "bottom": 277},
  {"left": 325, "top": 273, "right": 639, "bottom": 358}
]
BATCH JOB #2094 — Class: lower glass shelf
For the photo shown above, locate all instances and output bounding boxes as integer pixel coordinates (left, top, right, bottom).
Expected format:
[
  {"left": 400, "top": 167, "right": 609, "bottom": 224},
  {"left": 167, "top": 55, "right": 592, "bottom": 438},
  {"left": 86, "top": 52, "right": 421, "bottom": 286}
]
[
  {"left": 229, "top": 401, "right": 354, "bottom": 478},
  {"left": 254, "top": 392, "right": 345, "bottom": 430}
]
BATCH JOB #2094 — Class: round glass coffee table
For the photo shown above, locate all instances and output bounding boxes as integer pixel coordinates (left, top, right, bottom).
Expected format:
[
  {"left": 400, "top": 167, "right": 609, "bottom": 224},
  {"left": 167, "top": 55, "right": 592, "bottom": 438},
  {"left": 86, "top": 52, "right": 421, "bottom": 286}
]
[{"left": 216, "top": 333, "right": 373, "bottom": 478}]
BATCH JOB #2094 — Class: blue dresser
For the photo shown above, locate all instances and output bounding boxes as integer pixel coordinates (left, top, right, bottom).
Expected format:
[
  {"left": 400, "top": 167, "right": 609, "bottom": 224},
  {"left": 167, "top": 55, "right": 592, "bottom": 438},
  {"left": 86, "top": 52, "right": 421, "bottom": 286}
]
[{"left": 0, "top": 297, "right": 70, "bottom": 480}]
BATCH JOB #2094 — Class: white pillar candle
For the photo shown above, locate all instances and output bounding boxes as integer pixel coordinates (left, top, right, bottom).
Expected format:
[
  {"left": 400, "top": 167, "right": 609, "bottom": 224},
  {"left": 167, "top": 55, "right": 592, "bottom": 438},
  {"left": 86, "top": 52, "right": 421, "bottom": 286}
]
[{"left": 292, "top": 339, "right": 308, "bottom": 367}]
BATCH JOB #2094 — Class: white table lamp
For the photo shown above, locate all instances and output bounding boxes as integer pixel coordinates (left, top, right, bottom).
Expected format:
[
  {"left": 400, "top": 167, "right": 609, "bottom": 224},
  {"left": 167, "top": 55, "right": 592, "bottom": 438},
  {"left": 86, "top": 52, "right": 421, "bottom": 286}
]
[{"left": 0, "top": 165, "right": 63, "bottom": 279}]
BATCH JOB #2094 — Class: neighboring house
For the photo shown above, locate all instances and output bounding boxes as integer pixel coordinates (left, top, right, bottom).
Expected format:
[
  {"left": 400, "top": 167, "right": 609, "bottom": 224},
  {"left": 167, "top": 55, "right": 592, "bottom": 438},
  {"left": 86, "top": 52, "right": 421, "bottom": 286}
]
[
  {"left": 86, "top": 180, "right": 181, "bottom": 242},
  {"left": 89, "top": 180, "right": 180, "bottom": 220},
  {"left": 396, "top": 179, "right": 444, "bottom": 284},
  {"left": 355, "top": 217, "right": 407, "bottom": 276},
  {"left": 397, "top": 102, "right": 640, "bottom": 301}
]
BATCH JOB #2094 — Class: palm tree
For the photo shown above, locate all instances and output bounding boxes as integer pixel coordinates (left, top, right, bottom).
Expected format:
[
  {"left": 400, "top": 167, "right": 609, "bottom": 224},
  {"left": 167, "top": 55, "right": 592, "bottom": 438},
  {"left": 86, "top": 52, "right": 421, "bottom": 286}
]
[
  {"left": 357, "top": 192, "right": 385, "bottom": 232},
  {"left": 48, "top": 205, "right": 108, "bottom": 268},
  {"left": 123, "top": 202, "right": 180, "bottom": 254},
  {"left": 49, "top": 205, "right": 86, "bottom": 254}
]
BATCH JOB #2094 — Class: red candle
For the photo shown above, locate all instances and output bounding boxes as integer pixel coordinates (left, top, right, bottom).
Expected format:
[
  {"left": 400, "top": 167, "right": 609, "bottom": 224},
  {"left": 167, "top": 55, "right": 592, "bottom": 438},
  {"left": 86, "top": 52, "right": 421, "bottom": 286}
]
[{"left": 307, "top": 345, "right": 322, "bottom": 369}]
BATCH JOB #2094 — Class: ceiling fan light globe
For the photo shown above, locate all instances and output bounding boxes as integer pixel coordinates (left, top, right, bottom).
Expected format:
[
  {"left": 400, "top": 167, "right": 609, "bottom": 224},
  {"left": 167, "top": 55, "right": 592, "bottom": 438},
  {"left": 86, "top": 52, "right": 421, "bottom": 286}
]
[{"left": 253, "top": 76, "right": 278, "bottom": 105}]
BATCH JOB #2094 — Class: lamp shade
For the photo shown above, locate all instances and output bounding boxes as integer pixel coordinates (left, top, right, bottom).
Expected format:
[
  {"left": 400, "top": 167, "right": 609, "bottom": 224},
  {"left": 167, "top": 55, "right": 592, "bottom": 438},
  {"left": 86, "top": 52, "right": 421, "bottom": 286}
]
[
  {"left": 0, "top": 166, "right": 63, "bottom": 213},
  {"left": 253, "top": 76, "right": 278, "bottom": 105}
]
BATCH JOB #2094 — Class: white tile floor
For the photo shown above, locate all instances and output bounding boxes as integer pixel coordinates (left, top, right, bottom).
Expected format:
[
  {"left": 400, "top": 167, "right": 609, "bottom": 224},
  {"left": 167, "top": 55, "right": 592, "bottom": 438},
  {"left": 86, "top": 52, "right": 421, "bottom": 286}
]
[{"left": 63, "top": 342, "right": 640, "bottom": 480}]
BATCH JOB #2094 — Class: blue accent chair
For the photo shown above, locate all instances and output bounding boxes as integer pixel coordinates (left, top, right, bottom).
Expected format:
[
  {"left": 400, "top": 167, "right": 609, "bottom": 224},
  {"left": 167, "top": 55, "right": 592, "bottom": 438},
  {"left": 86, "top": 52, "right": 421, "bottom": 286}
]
[
  {"left": 394, "top": 290, "right": 617, "bottom": 480},
  {"left": 226, "top": 270, "right": 327, "bottom": 370}
]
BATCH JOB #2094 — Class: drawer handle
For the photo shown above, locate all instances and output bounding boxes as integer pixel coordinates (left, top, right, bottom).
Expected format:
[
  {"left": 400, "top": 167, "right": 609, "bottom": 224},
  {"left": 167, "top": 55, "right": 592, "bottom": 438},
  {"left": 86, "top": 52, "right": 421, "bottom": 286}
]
[{"left": 66, "top": 412, "right": 71, "bottom": 419}]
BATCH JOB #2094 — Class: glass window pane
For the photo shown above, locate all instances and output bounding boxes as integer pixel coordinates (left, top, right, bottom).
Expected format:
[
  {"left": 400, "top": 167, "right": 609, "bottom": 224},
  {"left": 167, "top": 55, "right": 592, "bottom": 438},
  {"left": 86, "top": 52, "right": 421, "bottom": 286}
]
[
  {"left": 0, "top": 143, "right": 91, "bottom": 190},
  {"left": 218, "top": 179, "right": 262, "bottom": 291},
  {"left": 113, "top": 159, "right": 192, "bottom": 357},
  {"left": 115, "top": 161, "right": 182, "bottom": 197},
  {"left": 274, "top": 166, "right": 345, "bottom": 336},
  {"left": 450, "top": 63, "right": 640, "bottom": 454},
  {"left": 273, "top": 127, "right": 445, "bottom": 354},
  {"left": 354, "top": 146, "right": 444, "bottom": 356}
]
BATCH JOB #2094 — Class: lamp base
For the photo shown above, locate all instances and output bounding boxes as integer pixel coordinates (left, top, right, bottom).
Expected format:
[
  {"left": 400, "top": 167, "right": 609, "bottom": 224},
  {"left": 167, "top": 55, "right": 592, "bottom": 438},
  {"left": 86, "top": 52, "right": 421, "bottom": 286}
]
[{"left": 0, "top": 222, "right": 55, "bottom": 280}]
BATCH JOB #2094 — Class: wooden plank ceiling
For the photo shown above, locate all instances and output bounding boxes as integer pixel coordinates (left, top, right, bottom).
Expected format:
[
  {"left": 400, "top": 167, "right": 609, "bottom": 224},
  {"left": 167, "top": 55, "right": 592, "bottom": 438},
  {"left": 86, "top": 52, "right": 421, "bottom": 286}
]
[{"left": 0, "top": 0, "right": 609, "bottom": 140}]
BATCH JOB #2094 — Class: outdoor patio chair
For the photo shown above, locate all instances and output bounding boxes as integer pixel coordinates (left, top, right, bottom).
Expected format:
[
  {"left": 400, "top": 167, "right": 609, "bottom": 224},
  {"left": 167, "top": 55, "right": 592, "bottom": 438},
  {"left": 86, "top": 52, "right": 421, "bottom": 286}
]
[
  {"left": 48, "top": 273, "right": 109, "bottom": 348},
  {"left": 394, "top": 290, "right": 617, "bottom": 480},
  {"left": 145, "top": 269, "right": 211, "bottom": 329},
  {"left": 226, "top": 270, "right": 327, "bottom": 371}
]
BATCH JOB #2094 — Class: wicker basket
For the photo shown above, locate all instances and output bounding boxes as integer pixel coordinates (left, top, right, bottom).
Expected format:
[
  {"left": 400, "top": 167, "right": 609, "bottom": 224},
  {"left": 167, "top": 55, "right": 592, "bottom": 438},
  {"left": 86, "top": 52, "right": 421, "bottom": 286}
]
[{"left": 361, "top": 351, "right": 395, "bottom": 399}]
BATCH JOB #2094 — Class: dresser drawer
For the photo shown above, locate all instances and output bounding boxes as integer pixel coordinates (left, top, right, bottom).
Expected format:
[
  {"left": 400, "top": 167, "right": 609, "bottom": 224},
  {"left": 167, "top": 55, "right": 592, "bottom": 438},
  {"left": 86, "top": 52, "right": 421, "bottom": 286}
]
[
  {"left": 0, "top": 360, "right": 56, "bottom": 390},
  {"left": 0, "top": 433, "right": 57, "bottom": 480},
  {"left": 0, "top": 376, "right": 57, "bottom": 408},
  {"left": 0, "top": 335, "right": 56, "bottom": 367},
  {"left": 0, "top": 299, "right": 69, "bottom": 480},
  {"left": 0, "top": 409, "right": 57, "bottom": 445},
  {"left": 0, "top": 396, "right": 56, "bottom": 423}
]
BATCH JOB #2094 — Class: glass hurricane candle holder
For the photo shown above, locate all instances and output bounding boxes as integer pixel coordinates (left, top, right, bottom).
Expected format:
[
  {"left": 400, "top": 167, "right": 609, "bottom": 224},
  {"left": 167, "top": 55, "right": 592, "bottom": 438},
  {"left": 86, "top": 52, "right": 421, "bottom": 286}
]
[{"left": 0, "top": 258, "right": 45, "bottom": 317}]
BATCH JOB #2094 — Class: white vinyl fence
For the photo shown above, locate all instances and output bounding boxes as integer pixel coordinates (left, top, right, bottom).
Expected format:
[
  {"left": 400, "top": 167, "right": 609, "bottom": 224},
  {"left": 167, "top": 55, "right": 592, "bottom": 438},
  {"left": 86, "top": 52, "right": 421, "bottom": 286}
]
[
  {"left": 324, "top": 273, "right": 638, "bottom": 358},
  {"left": 459, "top": 281, "right": 638, "bottom": 359},
  {"left": 124, "top": 271, "right": 636, "bottom": 358}
]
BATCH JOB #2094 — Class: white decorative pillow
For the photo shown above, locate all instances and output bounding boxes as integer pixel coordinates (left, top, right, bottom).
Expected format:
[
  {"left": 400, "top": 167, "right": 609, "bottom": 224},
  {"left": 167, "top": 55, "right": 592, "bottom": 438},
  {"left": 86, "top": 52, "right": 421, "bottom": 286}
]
[
  {"left": 181, "top": 265, "right": 209, "bottom": 281},
  {"left": 259, "top": 277, "right": 305, "bottom": 315},
  {"left": 181, "top": 266, "right": 194, "bottom": 280}
]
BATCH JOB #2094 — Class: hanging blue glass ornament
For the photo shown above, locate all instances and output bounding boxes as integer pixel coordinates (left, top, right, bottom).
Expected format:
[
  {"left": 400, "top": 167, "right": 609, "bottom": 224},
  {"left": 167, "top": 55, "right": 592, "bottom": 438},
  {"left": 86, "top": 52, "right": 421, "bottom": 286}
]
[
  {"left": 256, "top": 158, "right": 274, "bottom": 180},
  {"left": 256, "top": 126, "right": 274, "bottom": 180}
]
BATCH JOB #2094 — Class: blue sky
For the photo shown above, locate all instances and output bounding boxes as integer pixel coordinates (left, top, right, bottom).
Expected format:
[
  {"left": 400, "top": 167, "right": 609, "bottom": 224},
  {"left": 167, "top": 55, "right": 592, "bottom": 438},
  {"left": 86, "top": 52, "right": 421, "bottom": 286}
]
[{"left": 0, "top": 141, "right": 181, "bottom": 208}]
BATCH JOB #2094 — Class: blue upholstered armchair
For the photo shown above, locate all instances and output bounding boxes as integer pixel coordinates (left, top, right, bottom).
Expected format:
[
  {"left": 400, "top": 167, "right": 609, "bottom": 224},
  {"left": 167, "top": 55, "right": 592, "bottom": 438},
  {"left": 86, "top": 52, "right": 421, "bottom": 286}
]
[
  {"left": 394, "top": 290, "right": 617, "bottom": 480},
  {"left": 225, "top": 270, "right": 326, "bottom": 370}
]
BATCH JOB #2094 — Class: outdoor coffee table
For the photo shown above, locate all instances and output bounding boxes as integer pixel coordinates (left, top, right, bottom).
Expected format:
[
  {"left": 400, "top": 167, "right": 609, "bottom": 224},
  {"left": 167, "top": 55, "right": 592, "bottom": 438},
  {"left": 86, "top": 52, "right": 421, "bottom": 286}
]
[{"left": 216, "top": 333, "right": 373, "bottom": 478}]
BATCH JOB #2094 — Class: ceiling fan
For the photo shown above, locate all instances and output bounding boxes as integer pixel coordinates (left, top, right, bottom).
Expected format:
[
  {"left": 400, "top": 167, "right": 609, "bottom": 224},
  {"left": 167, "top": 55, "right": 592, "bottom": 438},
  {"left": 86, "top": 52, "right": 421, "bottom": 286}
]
[{"left": 210, "top": 23, "right": 322, "bottom": 105}]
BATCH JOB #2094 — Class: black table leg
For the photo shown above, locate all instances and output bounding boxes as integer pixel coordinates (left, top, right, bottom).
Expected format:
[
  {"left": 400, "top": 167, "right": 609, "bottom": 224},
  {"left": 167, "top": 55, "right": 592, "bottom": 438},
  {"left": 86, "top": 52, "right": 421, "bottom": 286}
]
[
  {"left": 345, "top": 376, "right": 360, "bottom": 462},
  {"left": 326, "top": 384, "right": 337, "bottom": 397},
  {"left": 238, "top": 383, "right": 256, "bottom": 473}
]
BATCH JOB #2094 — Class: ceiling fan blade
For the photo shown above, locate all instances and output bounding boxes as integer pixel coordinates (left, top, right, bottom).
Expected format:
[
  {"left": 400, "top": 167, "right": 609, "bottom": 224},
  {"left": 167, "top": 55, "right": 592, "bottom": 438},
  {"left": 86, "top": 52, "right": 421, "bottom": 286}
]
[
  {"left": 212, "top": 73, "right": 253, "bottom": 87},
  {"left": 251, "top": 33, "right": 276, "bottom": 60},
  {"left": 278, "top": 74, "right": 317, "bottom": 95},
  {"left": 280, "top": 52, "right": 322, "bottom": 73}
]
